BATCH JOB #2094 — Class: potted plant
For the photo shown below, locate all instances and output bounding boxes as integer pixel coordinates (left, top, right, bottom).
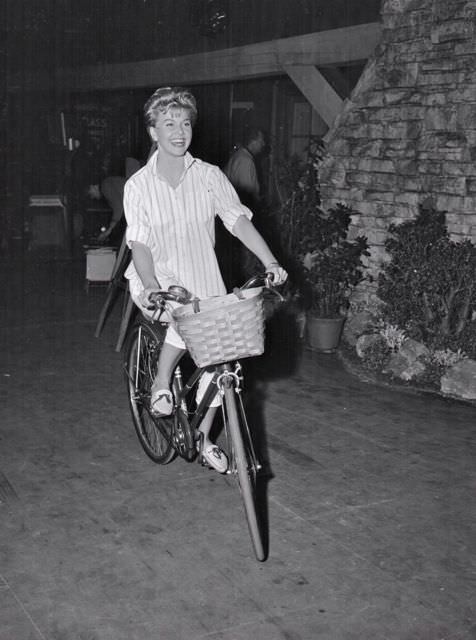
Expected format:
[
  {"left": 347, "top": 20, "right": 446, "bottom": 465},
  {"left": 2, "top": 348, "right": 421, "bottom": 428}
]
[
  {"left": 271, "top": 139, "right": 369, "bottom": 351},
  {"left": 300, "top": 203, "right": 370, "bottom": 351}
]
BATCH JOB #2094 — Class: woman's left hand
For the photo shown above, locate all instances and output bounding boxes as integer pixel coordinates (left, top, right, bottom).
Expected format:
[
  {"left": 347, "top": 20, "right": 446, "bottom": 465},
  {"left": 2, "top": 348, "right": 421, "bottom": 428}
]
[{"left": 265, "top": 262, "right": 288, "bottom": 285}]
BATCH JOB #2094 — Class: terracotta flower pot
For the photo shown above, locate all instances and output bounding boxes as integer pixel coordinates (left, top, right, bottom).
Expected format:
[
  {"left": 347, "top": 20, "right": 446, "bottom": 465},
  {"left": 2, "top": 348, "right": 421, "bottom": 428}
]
[{"left": 306, "top": 315, "right": 346, "bottom": 353}]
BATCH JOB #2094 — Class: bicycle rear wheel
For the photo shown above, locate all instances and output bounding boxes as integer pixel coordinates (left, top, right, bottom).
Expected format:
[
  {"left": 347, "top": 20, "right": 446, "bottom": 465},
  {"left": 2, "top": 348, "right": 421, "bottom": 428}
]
[
  {"left": 125, "top": 322, "right": 176, "bottom": 464},
  {"left": 223, "top": 385, "right": 266, "bottom": 561}
]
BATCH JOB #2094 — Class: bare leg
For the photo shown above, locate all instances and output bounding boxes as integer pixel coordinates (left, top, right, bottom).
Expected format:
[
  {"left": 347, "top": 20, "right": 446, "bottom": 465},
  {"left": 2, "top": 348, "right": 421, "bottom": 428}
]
[
  {"left": 198, "top": 406, "right": 218, "bottom": 443},
  {"left": 153, "top": 342, "right": 185, "bottom": 389},
  {"left": 151, "top": 342, "right": 185, "bottom": 414}
]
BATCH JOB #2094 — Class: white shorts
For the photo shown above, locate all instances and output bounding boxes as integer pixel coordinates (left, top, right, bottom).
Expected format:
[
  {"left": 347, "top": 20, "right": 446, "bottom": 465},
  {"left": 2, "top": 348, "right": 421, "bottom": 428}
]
[{"left": 130, "top": 289, "right": 186, "bottom": 348}]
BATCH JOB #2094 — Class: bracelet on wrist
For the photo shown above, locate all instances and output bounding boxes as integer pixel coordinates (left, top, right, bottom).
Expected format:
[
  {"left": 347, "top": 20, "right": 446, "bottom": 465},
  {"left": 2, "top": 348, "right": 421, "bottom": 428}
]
[{"left": 265, "top": 261, "right": 279, "bottom": 270}]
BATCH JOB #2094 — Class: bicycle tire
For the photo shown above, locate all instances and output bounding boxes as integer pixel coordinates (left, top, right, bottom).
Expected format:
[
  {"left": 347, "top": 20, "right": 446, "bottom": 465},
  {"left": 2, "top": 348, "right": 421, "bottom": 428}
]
[
  {"left": 223, "top": 385, "right": 266, "bottom": 561},
  {"left": 125, "top": 322, "right": 176, "bottom": 464}
]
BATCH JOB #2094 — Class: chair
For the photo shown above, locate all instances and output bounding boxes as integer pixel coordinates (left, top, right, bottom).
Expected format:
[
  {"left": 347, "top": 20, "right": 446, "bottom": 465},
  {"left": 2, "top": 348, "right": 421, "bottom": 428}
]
[{"left": 94, "top": 233, "right": 136, "bottom": 352}]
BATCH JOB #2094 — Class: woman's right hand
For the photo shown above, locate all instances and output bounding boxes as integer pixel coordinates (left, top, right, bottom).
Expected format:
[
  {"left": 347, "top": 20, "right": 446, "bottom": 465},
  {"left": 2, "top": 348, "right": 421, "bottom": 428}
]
[
  {"left": 139, "top": 284, "right": 189, "bottom": 321},
  {"left": 139, "top": 286, "right": 160, "bottom": 309}
]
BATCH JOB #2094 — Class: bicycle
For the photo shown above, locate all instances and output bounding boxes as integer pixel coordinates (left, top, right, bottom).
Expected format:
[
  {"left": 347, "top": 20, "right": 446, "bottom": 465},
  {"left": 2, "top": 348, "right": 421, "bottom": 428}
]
[{"left": 124, "top": 274, "right": 283, "bottom": 562}]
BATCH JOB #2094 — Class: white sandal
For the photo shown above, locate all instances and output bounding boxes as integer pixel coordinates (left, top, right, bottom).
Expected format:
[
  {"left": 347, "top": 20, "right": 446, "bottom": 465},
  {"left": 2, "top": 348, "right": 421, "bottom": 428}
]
[
  {"left": 150, "top": 387, "right": 173, "bottom": 416},
  {"left": 202, "top": 444, "right": 228, "bottom": 474}
]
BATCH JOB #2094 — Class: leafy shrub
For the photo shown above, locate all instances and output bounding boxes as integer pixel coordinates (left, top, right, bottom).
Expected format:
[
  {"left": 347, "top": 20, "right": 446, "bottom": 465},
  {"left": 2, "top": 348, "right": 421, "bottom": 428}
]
[
  {"left": 378, "top": 322, "right": 406, "bottom": 352},
  {"left": 273, "top": 136, "right": 323, "bottom": 261},
  {"left": 431, "top": 347, "right": 467, "bottom": 368},
  {"left": 415, "top": 348, "right": 467, "bottom": 390},
  {"left": 302, "top": 204, "right": 370, "bottom": 317},
  {"left": 349, "top": 294, "right": 383, "bottom": 317},
  {"left": 271, "top": 137, "right": 323, "bottom": 303},
  {"left": 377, "top": 203, "right": 476, "bottom": 357},
  {"left": 273, "top": 139, "right": 370, "bottom": 317},
  {"left": 360, "top": 335, "right": 392, "bottom": 372}
]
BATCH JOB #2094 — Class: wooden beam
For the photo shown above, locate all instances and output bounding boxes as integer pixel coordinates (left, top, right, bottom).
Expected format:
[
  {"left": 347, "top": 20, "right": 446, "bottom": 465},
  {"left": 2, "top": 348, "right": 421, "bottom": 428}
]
[
  {"left": 284, "top": 65, "right": 344, "bottom": 127},
  {"left": 319, "top": 66, "right": 354, "bottom": 100},
  {"left": 53, "top": 22, "right": 381, "bottom": 92}
]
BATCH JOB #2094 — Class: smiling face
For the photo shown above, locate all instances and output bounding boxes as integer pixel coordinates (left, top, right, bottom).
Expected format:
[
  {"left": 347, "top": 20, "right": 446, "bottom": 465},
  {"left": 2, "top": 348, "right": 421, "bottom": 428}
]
[{"left": 149, "top": 107, "right": 193, "bottom": 159}]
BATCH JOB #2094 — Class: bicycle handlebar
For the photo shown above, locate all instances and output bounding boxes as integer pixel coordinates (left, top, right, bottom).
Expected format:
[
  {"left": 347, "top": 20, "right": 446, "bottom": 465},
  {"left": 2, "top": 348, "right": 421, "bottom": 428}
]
[
  {"left": 147, "top": 272, "right": 284, "bottom": 309},
  {"left": 240, "top": 273, "right": 284, "bottom": 301},
  {"left": 147, "top": 285, "right": 192, "bottom": 307}
]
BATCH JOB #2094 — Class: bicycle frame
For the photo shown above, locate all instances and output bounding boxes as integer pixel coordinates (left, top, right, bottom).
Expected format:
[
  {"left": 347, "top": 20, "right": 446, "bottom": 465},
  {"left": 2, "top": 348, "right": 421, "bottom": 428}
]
[
  {"left": 172, "top": 362, "right": 237, "bottom": 443},
  {"left": 171, "top": 359, "right": 260, "bottom": 475}
]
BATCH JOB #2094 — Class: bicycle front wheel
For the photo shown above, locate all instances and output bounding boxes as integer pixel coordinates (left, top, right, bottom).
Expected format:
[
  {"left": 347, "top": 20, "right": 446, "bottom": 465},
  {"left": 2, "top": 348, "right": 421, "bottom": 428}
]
[
  {"left": 223, "top": 385, "right": 266, "bottom": 561},
  {"left": 125, "top": 322, "right": 176, "bottom": 464}
]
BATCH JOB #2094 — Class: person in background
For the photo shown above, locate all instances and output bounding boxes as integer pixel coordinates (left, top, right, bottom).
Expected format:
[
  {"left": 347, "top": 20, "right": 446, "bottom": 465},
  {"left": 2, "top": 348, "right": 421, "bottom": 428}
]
[
  {"left": 97, "top": 157, "right": 141, "bottom": 246},
  {"left": 223, "top": 127, "right": 266, "bottom": 209},
  {"left": 222, "top": 128, "right": 267, "bottom": 283},
  {"left": 124, "top": 86, "right": 287, "bottom": 473}
]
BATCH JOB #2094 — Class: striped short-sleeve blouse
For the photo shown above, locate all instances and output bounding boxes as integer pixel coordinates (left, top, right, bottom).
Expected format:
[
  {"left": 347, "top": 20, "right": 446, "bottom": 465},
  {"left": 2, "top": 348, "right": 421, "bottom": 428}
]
[{"left": 124, "top": 150, "right": 252, "bottom": 299}]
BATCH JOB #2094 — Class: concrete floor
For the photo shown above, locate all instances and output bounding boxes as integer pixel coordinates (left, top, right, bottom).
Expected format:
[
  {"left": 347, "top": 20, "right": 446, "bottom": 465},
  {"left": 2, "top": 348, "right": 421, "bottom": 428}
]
[{"left": 1, "top": 249, "right": 475, "bottom": 640}]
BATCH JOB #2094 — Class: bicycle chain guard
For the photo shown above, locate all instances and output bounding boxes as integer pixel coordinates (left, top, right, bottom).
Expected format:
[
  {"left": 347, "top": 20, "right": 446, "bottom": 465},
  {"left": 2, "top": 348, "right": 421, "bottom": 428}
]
[{"left": 173, "top": 408, "right": 197, "bottom": 461}]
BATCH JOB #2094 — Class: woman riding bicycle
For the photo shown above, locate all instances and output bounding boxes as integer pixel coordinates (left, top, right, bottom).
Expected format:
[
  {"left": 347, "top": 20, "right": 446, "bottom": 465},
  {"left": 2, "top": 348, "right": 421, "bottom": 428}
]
[{"left": 124, "top": 86, "right": 287, "bottom": 473}]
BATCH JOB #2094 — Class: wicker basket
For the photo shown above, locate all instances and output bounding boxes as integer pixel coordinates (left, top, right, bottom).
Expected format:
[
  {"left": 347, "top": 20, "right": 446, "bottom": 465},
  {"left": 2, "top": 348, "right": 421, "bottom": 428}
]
[{"left": 172, "top": 287, "right": 265, "bottom": 367}]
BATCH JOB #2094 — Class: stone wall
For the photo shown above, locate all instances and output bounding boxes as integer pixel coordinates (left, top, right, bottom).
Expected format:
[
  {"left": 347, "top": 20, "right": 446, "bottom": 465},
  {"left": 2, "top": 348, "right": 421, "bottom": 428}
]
[{"left": 319, "top": 0, "right": 476, "bottom": 276}]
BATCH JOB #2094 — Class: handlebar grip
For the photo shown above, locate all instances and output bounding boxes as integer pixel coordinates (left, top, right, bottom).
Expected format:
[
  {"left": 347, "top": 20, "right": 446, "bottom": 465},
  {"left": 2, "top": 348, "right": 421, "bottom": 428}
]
[
  {"left": 167, "top": 285, "right": 192, "bottom": 303},
  {"left": 147, "top": 285, "right": 193, "bottom": 306}
]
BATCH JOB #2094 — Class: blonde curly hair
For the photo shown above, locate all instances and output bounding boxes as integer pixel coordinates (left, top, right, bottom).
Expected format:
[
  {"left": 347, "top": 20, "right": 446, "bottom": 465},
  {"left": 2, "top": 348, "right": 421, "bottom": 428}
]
[{"left": 144, "top": 86, "right": 197, "bottom": 128}]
